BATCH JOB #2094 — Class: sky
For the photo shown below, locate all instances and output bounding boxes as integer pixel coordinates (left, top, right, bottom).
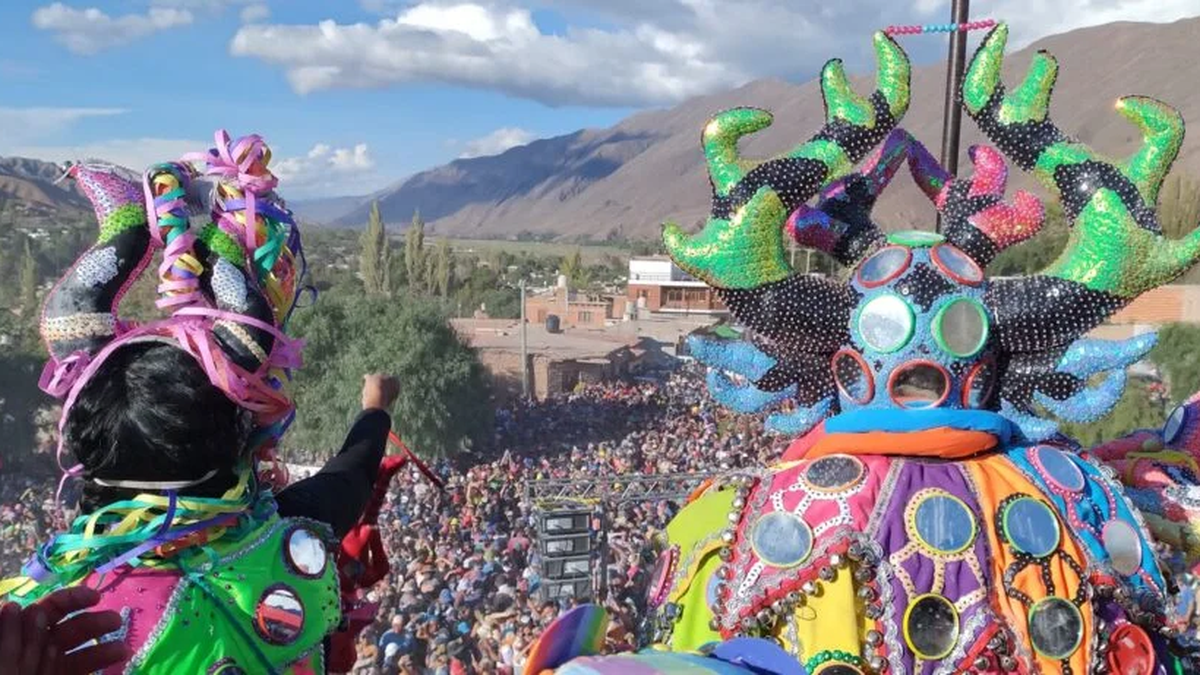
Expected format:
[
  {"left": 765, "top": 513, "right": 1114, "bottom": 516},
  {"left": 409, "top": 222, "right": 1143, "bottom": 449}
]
[{"left": 2, "top": 0, "right": 1200, "bottom": 200}]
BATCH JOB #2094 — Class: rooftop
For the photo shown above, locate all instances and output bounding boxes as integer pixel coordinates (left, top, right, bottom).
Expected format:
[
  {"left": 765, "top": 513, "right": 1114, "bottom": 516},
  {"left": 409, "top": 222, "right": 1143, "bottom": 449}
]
[{"left": 451, "top": 315, "right": 720, "bottom": 360}]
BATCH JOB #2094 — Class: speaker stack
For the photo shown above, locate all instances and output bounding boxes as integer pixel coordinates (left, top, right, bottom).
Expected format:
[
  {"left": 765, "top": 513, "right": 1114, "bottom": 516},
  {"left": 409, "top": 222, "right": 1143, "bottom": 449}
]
[{"left": 537, "top": 508, "right": 594, "bottom": 600}]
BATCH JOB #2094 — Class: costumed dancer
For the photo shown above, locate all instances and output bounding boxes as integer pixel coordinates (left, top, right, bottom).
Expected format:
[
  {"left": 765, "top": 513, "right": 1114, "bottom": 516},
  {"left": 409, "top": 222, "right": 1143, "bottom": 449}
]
[
  {"left": 527, "top": 23, "right": 1200, "bottom": 674},
  {"left": 0, "top": 131, "right": 400, "bottom": 674}
]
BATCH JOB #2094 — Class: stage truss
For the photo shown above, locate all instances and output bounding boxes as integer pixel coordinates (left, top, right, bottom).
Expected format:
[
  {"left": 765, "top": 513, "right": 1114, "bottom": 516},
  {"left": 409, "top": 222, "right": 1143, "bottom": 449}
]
[{"left": 525, "top": 472, "right": 718, "bottom": 508}]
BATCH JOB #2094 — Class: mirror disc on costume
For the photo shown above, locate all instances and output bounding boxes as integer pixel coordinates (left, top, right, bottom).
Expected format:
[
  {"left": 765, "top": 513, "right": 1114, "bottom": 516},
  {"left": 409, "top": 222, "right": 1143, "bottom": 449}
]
[
  {"left": 805, "top": 455, "right": 864, "bottom": 492},
  {"left": 933, "top": 299, "right": 989, "bottom": 357},
  {"left": 858, "top": 294, "right": 914, "bottom": 353},
  {"left": 705, "top": 573, "right": 722, "bottom": 612},
  {"left": 285, "top": 527, "right": 328, "bottom": 578},
  {"left": 903, "top": 594, "right": 959, "bottom": 660},
  {"left": 963, "top": 360, "right": 996, "bottom": 408},
  {"left": 1164, "top": 404, "right": 1188, "bottom": 444},
  {"left": 913, "top": 493, "right": 976, "bottom": 554},
  {"left": 254, "top": 585, "right": 305, "bottom": 645},
  {"left": 833, "top": 350, "right": 873, "bottom": 403},
  {"left": 1003, "top": 498, "right": 1060, "bottom": 557},
  {"left": 1028, "top": 597, "right": 1083, "bottom": 659},
  {"left": 750, "top": 512, "right": 813, "bottom": 569},
  {"left": 1034, "top": 446, "right": 1085, "bottom": 493},
  {"left": 1107, "top": 624, "right": 1154, "bottom": 675},
  {"left": 646, "top": 547, "right": 677, "bottom": 607},
  {"left": 890, "top": 362, "right": 950, "bottom": 409},
  {"left": 857, "top": 246, "right": 911, "bottom": 288},
  {"left": 1103, "top": 520, "right": 1144, "bottom": 576},
  {"left": 931, "top": 244, "right": 984, "bottom": 285}
]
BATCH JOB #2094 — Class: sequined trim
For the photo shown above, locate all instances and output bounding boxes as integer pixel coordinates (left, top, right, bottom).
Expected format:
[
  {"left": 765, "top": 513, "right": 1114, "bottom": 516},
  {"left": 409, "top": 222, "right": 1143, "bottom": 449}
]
[
  {"left": 934, "top": 607, "right": 992, "bottom": 675},
  {"left": 215, "top": 320, "right": 269, "bottom": 365},
  {"left": 41, "top": 313, "right": 116, "bottom": 341},
  {"left": 74, "top": 247, "right": 120, "bottom": 287},
  {"left": 874, "top": 554, "right": 908, "bottom": 675}
]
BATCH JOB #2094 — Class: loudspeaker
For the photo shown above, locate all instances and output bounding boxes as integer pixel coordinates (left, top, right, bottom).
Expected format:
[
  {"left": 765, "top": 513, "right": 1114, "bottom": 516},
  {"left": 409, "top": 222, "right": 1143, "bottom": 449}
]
[
  {"left": 542, "top": 555, "right": 592, "bottom": 580},
  {"left": 541, "top": 533, "right": 591, "bottom": 556},
  {"left": 539, "top": 509, "right": 590, "bottom": 536}
]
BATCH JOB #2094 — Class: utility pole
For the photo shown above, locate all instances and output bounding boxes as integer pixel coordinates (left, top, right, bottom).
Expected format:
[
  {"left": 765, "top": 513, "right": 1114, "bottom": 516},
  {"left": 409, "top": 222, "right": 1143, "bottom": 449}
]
[
  {"left": 520, "top": 278, "right": 529, "bottom": 400},
  {"left": 937, "top": 0, "right": 970, "bottom": 233}
]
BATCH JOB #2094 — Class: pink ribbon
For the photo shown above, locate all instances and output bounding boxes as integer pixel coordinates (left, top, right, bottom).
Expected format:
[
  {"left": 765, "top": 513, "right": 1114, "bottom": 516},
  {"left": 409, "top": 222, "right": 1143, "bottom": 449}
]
[
  {"left": 39, "top": 352, "right": 93, "bottom": 399},
  {"left": 184, "top": 130, "right": 279, "bottom": 254}
]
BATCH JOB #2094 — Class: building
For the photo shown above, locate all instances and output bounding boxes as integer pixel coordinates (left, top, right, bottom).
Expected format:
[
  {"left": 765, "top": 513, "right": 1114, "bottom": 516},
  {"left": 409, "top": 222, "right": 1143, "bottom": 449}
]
[
  {"left": 627, "top": 256, "right": 726, "bottom": 315},
  {"left": 1088, "top": 285, "right": 1200, "bottom": 340},
  {"left": 452, "top": 319, "right": 641, "bottom": 401},
  {"left": 452, "top": 315, "right": 720, "bottom": 402},
  {"left": 524, "top": 286, "right": 628, "bottom": 330}
]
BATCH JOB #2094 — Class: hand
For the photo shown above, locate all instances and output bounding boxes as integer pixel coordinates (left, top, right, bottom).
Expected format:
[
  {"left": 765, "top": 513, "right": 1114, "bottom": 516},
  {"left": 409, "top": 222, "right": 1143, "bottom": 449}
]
[
  {"left": 0, "top": 586, "right": 129, "bottom": 675},
  {"left": 362, "top": 374, "right": 400, "bottom": 411}
]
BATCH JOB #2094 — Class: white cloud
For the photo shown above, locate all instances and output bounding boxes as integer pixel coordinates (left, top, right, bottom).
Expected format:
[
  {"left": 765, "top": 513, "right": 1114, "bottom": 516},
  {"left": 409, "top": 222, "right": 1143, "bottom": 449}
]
[
  {"left": 271, "top": 142, "right": 378, "bottom": 197},
  {"left": 240, "top": 3, "right": 270, "bottom": 23},
  {"left": 32, "top": 3, "right": 194, "bottom": 55},
  {"left": 0, "top": 107, "right": 127, "bottom": 144},
  {"left": 458, "top": 127, "right": 536, "bottom": 158},
  {"left": 231, "top": 0, "right": 1200, "bottom": 107},
  {"left": 330, "top": 144, "right": 374, "bottom": 171},
  {"left": 229, "top": 2, "right": 748, "bottom": 107},
  {"left": 7, "top": 138, "right": 209, "bottom": 173}
]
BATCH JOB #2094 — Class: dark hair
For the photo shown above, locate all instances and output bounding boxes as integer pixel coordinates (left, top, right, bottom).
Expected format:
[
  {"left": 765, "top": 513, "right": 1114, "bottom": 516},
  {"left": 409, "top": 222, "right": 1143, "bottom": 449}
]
[{"left": 64, "top": 341, "right": 252, "bottom": 512}]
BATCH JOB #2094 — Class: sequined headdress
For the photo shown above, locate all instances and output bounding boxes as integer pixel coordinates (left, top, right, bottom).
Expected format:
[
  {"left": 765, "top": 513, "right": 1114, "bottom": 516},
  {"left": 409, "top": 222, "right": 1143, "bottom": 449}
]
[
  {"left": 676, "top": 24, "right": 1200, "bottom": 442},
  {"left": 38, "top": 130, "right": 308, "bottom": 490}
]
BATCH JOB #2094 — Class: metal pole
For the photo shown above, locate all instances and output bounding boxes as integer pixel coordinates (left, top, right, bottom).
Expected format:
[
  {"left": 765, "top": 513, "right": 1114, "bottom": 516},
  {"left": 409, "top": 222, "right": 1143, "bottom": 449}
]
[
  {"left": 937, "top": 0, "right": 970, "bottom": 233},
  {"left": 520, "top": 279, "right": 529, "bottom": 400}
]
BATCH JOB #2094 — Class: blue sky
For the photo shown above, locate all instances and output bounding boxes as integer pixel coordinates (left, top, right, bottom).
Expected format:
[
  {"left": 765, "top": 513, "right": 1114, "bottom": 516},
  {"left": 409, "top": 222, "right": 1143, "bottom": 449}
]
[{"left": 2, "top": 0, "right": 1198, "bottom": 199}]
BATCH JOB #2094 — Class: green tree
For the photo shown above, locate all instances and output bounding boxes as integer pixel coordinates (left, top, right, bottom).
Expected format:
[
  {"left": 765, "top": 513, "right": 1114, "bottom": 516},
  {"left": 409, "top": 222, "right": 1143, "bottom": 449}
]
[
  {"left": 404, "top": 210, "right": 427, "bottom": 294},
  {"left": 0, "top": 243, "right": 14, "bottom": 307},
  {"left": 560, "top": 248, "right": 584, "bottom": 288},
  {"left": 1150, "top": 322, "right": 1200, "bottom": 403},
  {"left": 433, "top": 238, "right": 453, "bottom": 298},
  {"left": 285, "top": 296, "right": 492, "bottom": 457},
  {"left": 18, "top": 239, "right": 38, "bottom": 316},
  {"left": 424, "top": 251, "right": 438, "bottom": 295},
  {"left": 358, "top": 201, "right": 392, "bottom": 297},
  {"left": 388, "top": 253, "right": 408, "bottom": 293}
]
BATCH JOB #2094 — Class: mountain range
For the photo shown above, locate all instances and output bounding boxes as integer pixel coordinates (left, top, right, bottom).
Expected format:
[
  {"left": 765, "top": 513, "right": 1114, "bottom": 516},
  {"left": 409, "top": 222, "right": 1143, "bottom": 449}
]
[
  {"left": 0, "top": 157, "right": 90, "bottom": 219},
  {"left": 7, "top": 18, "right": 1200, "bottom": 240}
]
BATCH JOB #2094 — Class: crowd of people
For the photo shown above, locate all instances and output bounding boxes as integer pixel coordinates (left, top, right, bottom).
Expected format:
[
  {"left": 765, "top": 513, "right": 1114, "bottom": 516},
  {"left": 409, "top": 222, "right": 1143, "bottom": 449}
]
[
  {"left": 352, "top": 365, "right": 786, "bottom": 674},
  {"left": 0, "top": 365, "right": 787, "bottom": 674}
]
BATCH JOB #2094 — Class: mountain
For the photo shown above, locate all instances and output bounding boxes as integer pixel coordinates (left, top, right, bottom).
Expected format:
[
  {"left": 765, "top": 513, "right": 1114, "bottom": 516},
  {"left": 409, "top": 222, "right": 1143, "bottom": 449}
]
[
  {"left": 0, "top": 157, "right": 91, "bottom": 220},
  {"left": 330, "top": 17, "right": 1200, "bottom": 239}
]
